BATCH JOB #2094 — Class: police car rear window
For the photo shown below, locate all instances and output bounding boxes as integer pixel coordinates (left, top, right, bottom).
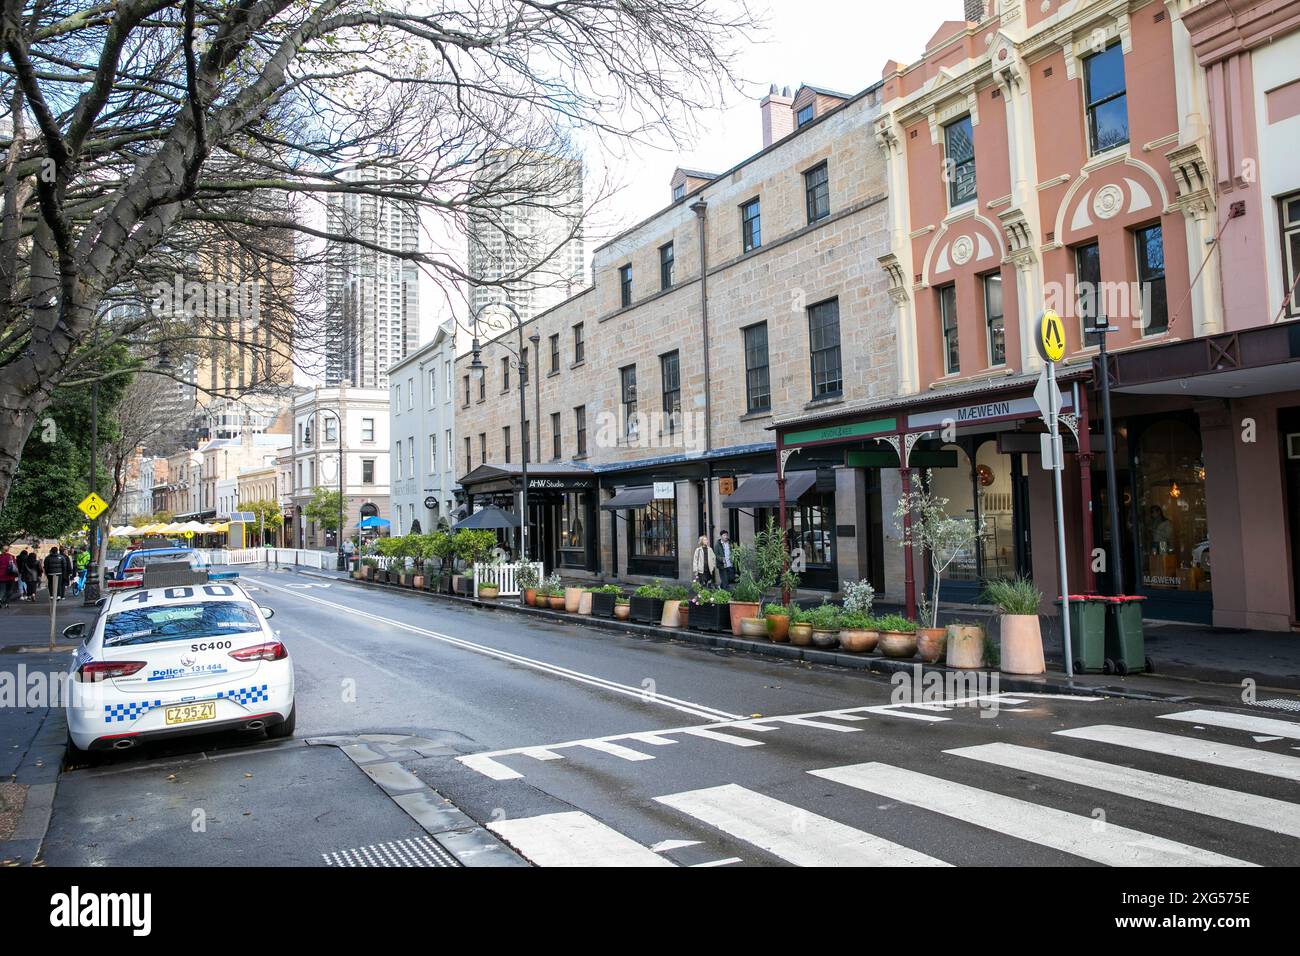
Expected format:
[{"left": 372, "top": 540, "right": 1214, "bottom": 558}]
[{"left": 104, "top": 599, "right": 261, "bottom": 647}]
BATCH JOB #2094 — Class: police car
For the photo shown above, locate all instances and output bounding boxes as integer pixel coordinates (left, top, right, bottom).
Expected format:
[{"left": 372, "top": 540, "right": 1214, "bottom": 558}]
[
  {"left": 106, "top": 547, "right": 238, "bottom": 591},
  {"left": 64, "top": 580, "right": 294, "bottom": 756}
]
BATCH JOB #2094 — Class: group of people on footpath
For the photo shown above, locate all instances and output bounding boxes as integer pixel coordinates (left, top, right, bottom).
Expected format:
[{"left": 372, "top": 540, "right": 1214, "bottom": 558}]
[
  {"left": 0, "top": 544, "right": 90, "bottom": 608},
  {"left": 691, "top": 530, "right": 736, "bottom": 589}
]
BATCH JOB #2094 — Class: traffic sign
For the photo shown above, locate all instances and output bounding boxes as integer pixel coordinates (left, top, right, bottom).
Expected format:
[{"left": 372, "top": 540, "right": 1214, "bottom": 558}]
[
  {"left": 1039, "top": 432, "right": 1063, "bottom": 470},
  {"left": 183, "top": 530, "right": 195, "bottom": 539},
  {"left": 1032, "top": 366, "right": 1063, "bottom": 422},
  {"left": 1037, "top": 309, "right": 1065, "bottom": 363},
  {"left": 78, "top": 492, "right": 108, "bottom": 520}
]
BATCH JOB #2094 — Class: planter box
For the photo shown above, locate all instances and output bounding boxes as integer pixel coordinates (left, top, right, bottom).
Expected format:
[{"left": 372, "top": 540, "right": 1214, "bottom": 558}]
[
  {"left": 687, "top": 602, "right": 729, "bottom": 632},
  {"left": 453, "top": 575, "right": 474, "bottom": 596},
  {"left": 590, "top": 592, "right": 618, "bottom": 617},
  {"left": 629, "top": 595, "right": 665, "bottom": 624}
]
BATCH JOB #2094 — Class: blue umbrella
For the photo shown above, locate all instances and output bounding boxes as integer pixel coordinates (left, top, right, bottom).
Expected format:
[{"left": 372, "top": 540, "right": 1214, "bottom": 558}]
[{"left": 357, "top": 516, "right": 391, "bottom": 529}]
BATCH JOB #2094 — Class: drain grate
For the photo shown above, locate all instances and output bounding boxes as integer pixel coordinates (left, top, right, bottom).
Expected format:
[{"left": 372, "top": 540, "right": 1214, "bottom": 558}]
[
  {"left": 1249, "top": 698, "right": 1300, "bottom": 713},
  {"left": 323, "top": 835, "right": 458, "bottom": 867}
]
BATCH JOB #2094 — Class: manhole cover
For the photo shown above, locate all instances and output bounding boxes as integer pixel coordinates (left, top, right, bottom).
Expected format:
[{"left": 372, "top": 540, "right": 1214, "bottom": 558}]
[{"left": 323, "top": 836, "right": 458, "bottom": 867}]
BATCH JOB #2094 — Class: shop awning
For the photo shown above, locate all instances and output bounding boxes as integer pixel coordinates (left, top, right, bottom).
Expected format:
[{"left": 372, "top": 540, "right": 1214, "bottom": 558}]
[
  {"left": 601, "top": 486, "right": 655, "bottom": 510},
  {"left": 723, "top": 472, "right": 818, "bottom": 509}
]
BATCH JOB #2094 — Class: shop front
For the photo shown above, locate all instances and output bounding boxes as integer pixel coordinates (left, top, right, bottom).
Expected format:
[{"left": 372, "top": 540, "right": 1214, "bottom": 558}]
[
  {"left": 721, "top": 471, "right": 845, "bottom": 591},
  {"left": 457, "top": 463, "right": 599, "bottom": 571}
]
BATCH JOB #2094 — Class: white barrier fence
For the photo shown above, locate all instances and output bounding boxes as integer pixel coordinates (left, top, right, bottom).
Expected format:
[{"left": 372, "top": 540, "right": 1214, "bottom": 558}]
[
  {"left": 473, "top": 561, "right": 543, "bottom": 597},
  {"left": 264, "top": 547, "right": 337, "bottom": 569},
  {"left": 196, "top": 547, "right": 264, "bottom": 566}
]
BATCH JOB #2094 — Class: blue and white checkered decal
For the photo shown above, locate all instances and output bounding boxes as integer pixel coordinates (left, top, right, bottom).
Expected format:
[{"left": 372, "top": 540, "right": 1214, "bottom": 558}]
[
  {"left": 217, "top": 684, "right": 269, "bottom": 706},
  {"left": 104, "top": 700, "right": 162, "bottom": 723}
]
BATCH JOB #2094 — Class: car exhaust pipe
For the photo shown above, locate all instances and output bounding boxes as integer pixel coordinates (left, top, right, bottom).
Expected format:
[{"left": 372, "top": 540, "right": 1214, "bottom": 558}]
[
  {"left": 112, "top": 738, "right": 136, "bottom": 750},
  {"left": 245, "top": 719, "right": 265, "bottom": 731}
]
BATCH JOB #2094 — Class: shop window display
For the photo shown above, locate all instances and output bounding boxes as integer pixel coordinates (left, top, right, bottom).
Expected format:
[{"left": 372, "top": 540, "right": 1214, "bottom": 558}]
[{"left": 1136, "top": 420, "right": 1210, "bottom": 592}]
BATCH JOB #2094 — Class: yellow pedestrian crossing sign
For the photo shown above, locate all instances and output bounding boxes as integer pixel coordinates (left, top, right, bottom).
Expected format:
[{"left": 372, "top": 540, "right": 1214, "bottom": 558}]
[
  {"left": 1037, "top": 309, "right": 1065, "bottom": 363},
  {"left": 78, "top": 492, "right": 108, "bottom": 520}
]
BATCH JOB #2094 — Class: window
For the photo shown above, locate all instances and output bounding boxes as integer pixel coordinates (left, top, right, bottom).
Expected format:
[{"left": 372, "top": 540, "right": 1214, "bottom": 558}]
[
  {"left": 408, "top": 436, "right": 414, "bottom": 478},
  {"left": 361, "top": 418, "right": 374, "bottom": 443},
  {"left": 556, "top": 492, "right": 589, "bottom": 568},
  {"left": 741, "top": 198, "right": 761, "bottom": 252},
  {"left": 500, "top": 356, "right": 510, "bottom": 392},
  {"left": 660, "top": 350, "right": 680, "bottom": 434},
  {"left": 395, "top": 440, "right": 403, "bottom": 479},
  {"left": 983, "top": 273, "right": 1005, "bottom": 366},
  {"left": 1283, "top": 192, "right": 1300, "bottom": 318},
  {"left": 407, "top": 377, "right": 413, "bottom": 410},
  {"left": 1136, "top": 418, "right": 1208, "bottom": 593},
  {"left": 445, "top": 430, "right": 452, "bottom": 471},
  {"left": 549, "top": 333, "right": 559, "bottom": 374},
  {"left": 575, "top": 406, "right": 587, "bottom": 457},
  {"left": 478, "top": 371, "right": 485, "bottom": 402},
  {"left": 1135, "top": 224, "right": 1168, "bottom": 335},
  {"left": 478, "top": 433, "right": 486, "bottom": 465},
  {"left": 808, "top": 298, "right": 842, "bottom": 398},
  {"left": 620, "top": 365, "right": 638, "bottom": 441},
  {"left": 944, "top": 115, "right": 976, "bottom": 206},
  {"left": 324, "top": 417, "right": 337, "bottom": 443},
  {"left": 551, "top": 412, "right": 561, "bottom": 460},
  {"left": 395, "top": 383, "right": 402, "bottom": 411},
  {"left": 673, "top": 182, "right": 685, "bottom": 201},
  {"left": 939, "top": 284, "right": 960, "bottom": 374},
  {"left": 619, "top": 264, "right": 633, "bottom": 307},
  {"left": 428, "top": 368, "right": 437, "bottom": 406},
  {"left": 1075, "top": 241, "right": 1102, "bottom": 334},
  {"left": 362, "top": 459, "right": 375, "bottom": 484},
  {"left": 1084, "top": 42, "right": 1128, "bottom": 154},
  {"left": 429, "top": 434, "right": 437, "bottom": 473},
  {"left": 503, "top": 426, "right": 511, "bottom": 464},
  {"left": 395, "top": 505, "right": 402, "bottom": 535},
  {"left": 464, "top": 437, "right": 471, "bottom": 473},
  {"left": 631, "top": 497, "right": 676, "bottom": 559},
  {"left": 445, "top": 361, "right": 451, "bottom": 397},
  {"left": 743, "top": 322, "right": 771, "bottom": 413},
  {"left": 573, "top": 323, "right": 585, "bottom": 364},
  {"left": 805, "top": 162, "right": 829, "bottom": 224},
  {"left": 463, "top": 374, "right": 470, "bottom": 406},
  {"left": 660, "top": 242, "right": 675, "bottom": 290},
  {"left": 796, "top": 103, "right": 814, "bottom": 127}
]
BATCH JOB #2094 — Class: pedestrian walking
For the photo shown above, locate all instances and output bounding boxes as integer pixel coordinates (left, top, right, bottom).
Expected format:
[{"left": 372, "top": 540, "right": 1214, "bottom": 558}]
[
  {"left": 714, "top": 530, "right": 735, "bottom": 588},
  {"left": 692, "top": 535, "right": 717, "bottom": 588},
  {"left": 24, "top": 548, "right": 41, "bottom": 600},
  {"left": 0, "top": 547, "right": 18, "bottom": 608},
  {"left": 44, "top": 547, "right": 67, "bottom": 600},
  {"left": 74, "top": 544, "right": 90, "bottom": 594}
]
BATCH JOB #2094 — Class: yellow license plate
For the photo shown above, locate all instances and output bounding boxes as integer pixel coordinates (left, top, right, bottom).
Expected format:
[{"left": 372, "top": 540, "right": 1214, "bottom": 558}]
[{"left": 164, "top": 702, "right": 217, "bottom": 725}]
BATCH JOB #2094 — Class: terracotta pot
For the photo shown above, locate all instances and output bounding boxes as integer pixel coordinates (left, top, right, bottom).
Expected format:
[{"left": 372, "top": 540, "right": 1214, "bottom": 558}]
[
  {"left": 660, "top": 599, "right": 682, "bottom": 628},
  {"left": 613, "top": 603, "right": 631, "bottom": 620},
  {"left": 413, "top": 575, "right": 424, "bottom": 589},
  {"left": 578, "top": 591, "right": 593, "bottom": 615},
  {"left": 879, "top": 630, "right": 918, "bottom": 659},
  {"left": 739, "top": 616, "right": 768, "bottom": 639},
  {"left": 946, "top": 624, "right": 986, "bottom": 668},
  {"left": 838, "top": 628, "right": 879, "bottom": 654},
  {"left": 548, "top": 594, "right": 566, "bottom": 610},
  {"left": 728, "top": 601, "right": 761, "bottom": 636},
  {"left": 766, "top": 613, "right": 790, "bottom": 643},
  {"left": 478, "top": 585, "right": 499, "bottom": 600},
  {"left": 564, "top": 586, "right": 583, "bottom": 613},
  {"left": 1000, "top": 614, "right": 1045, "bottom": 675},
  {"left": 916, "top": 627, "right": 947, "bottom": 663},
  {"left": 811, "top": 628, "right": 839, "bottom": 649},
  {"left": 524, "top": 588, "right": 537, "bottom": 606},
  {"left": 789, "top": 622, "right": 813, "bottom": 647},
  {"left": 677, "top": 605, "right": 689, "bottom": 628}
]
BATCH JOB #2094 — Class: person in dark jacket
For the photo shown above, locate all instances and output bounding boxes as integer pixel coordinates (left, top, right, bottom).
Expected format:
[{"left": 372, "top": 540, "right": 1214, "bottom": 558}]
[
  {"left": 22, "top": 549, "right": 40, "bottom": 601},
  {"left": 44, "top": 547, "right": 68, "bottom": 600}
]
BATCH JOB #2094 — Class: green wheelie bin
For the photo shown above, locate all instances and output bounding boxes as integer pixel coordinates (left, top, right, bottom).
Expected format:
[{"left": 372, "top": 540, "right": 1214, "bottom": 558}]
[
  {"left": 1104, "top": 595, "right": 1150, "bottom": 675},
  {"left": 1056, "top": 595, "right": 1107, "bottom": 674}
]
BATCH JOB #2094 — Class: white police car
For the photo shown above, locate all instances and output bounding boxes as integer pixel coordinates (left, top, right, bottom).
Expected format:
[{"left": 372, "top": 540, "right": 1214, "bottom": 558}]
[{"left": 64, "top": 581, "right": 294, "bottom": 756}]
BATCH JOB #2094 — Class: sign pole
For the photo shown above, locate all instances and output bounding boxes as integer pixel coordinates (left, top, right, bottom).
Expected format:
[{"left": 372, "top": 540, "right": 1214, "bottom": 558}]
[{"left": 1048, "top": 358, "right": 1074, "bottom": 679}]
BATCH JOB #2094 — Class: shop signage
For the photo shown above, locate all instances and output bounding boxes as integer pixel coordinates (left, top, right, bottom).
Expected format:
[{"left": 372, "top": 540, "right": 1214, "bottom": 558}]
[
  {"left": 424, "top": 495, "right": 438, "bottom": 509},
  {"left": 718, "top": 476, "right": 736, "bottom": 496},
  {"left": 845, "top": 449, "right": 959, "bottom": 469},
  {"left": 652, "top": 481, "right": 674, "bottom": 500},
  {"left": 907, "top": 393, "right": 1070, "bottom": 431},
  {"left": 527, "top": 477, "right": 593, "bottom": 490},
  {"left": 782, "top": 417, "right": 896, "bottom": 447}
]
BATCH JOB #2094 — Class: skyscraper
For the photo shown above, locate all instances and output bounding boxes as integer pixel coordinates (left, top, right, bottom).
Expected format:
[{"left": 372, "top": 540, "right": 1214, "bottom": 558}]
[{"left": 324, "top": 165, "right": 421, "bottom": 387}]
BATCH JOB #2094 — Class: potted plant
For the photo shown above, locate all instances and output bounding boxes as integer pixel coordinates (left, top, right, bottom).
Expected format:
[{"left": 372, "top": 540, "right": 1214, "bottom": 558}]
[
  {"left": 518, "top": 561, "right": 540, "bottom": 607},
  {"left": 577, "top": 589, "right": 594, "bottom": 615},
  {"left": 429, "top": 530, "right": 456, "bottom": 593},
  {"left": 687, "top": 585, "right": 730, "bottom": 632},
  {"left": 738, "top": 615, "right": 767, "bottom": 638},
  {"left": 946, "top": 620, "right": 987, "bottom": 668},
  {"left": 877, "top": 613, "right": 918, "bottom": 659},
  {"left": 359, "top": 557, "right": 377, "bottom": 580},
  {"left": 660, "top": 584, "right": 690, "bottom": 627},
  {"left": 805, "top": 601, "right": 841, "bottom": 649},
  {"left": 838, "top": 611, "right": 879, "bottom": 654},
  {"left": 726, "top": 572, "right": 764, "bottom": 636},
  {"left": 540, "top": 573, "right": 566, "bottom": 610},
  {"left": 588, "top": 584, "right": 622, "bottom": 617},
  {"left": 982, "top": 576, "right": 1045, "bottom": 675},
  {"left": 629, "top": 583, "right": 668, "bottom": 624},
  {"left": 763, "top": 602, "right": 790, "bottom": 643},
  {"left": 788, "top": 606, "right": 813, "bottom": 646},
  {"left": 613, "top": 595, "right": 631, "bottom": 620}
]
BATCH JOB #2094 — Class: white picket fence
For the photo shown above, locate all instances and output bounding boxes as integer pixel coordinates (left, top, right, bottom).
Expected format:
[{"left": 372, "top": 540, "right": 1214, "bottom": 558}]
[
  {"left": 473, "top": 561, "right": 543, "bottom": 597},
  {"left": 264, "top": 547, "right": 337, "bottom": 569},
  {"left": 196, "top": 547, "right": 263, "bottom": 566}
]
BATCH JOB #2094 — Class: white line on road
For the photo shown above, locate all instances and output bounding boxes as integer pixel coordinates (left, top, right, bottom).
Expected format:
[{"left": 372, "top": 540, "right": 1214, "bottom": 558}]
[
  {"left": 682, "top": 728, "right": 765, "bottom": 747},
  {"left": 488, "top": 811, "right": 675, "bottom": 867},
  {"left": 655, "top": 784, "right": 948, "bottom": 867},
  {"left": 248, "top": 576, "right": 742, "bottom": 722},
  {"left": 1057, "top": 725, "right": 1300, "bottom": 781},
  {"left": 1157, "top": 709, "right": 1300, "bottom": 740},
  {"left": 578, "top": 740, "right": 656, "bottom": 761},
  {"left": 811, "top": 762, "right": 1254, "bottom": 867},
  {"left": 949, "top": 742, "right": 1300, "bottom": 839}
]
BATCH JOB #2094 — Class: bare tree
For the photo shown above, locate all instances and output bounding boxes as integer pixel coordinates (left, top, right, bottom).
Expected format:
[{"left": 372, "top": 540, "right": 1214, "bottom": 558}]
[{"left": 0, "top": 0, "right": 757, "bottom": 507}]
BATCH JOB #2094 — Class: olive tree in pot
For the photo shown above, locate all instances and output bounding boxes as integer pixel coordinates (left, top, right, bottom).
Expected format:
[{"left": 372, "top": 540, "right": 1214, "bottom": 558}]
[
  {"left": 517, "top": 560, "right": 541, "bottom": 606},
  {"left": 838, "top": 579, "right": 878, "bottom": 653},
  {"left": 894, "top": 478, "right": 983, "bottom": 663},
  {"left": 982, "top": 576, "right": 1045, "bottom": 675},
  {"left": 453, "top": 529, "right": 497, "bottom": 596},
  {"left": 428, "top": 530, "right": 456, "bottom": 593}
]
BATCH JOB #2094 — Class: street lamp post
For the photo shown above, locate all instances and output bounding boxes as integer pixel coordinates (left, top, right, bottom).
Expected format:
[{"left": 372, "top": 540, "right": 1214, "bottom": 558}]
[
  {"left": 467, "top": 302, "right": 530, "bottom": 565},
  {"left": 1086, "top": 313, "right": 1124, "bottom": 594}
]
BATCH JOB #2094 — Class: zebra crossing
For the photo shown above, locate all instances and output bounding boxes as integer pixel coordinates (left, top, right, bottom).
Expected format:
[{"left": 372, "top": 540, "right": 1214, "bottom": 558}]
[{"left": 477, "top": 705, "right": 1300, "bottom": 867}]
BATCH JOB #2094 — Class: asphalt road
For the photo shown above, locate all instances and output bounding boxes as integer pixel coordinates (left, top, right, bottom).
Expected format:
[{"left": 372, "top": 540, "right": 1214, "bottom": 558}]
[{"left": 41, "top": 567, "right": 1300, "bottom": 867}]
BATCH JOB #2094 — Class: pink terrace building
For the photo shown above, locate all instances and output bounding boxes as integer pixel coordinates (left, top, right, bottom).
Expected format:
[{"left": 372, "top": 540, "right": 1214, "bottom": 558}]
[{"left": 772, "top": 0, "right": 1300, "bottom": 630}]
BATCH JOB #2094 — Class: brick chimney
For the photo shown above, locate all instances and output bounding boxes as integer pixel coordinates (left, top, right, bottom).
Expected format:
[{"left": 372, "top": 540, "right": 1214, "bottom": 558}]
[
  {"left": 964, "top": 0, "right": 985, "bottom": 21},
  {"left": 760, "top": 84, "right": 795, "bottom": 148}
]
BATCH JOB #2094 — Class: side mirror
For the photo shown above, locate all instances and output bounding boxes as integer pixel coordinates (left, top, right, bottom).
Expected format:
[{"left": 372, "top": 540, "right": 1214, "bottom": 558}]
[
  {"left": 62, "top": 622, "right": 86, "bottom": 639},
  {"left": 259, "top": 606, "right": 275, "bottom": 620}
]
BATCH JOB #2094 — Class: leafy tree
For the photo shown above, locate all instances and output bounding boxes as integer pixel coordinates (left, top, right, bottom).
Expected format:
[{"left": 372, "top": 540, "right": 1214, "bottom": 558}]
[{"left": 303, "top": 486, "right": 343, "bottom": 533}]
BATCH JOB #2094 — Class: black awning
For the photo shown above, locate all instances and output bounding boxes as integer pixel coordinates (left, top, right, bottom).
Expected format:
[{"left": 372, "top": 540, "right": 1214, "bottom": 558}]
[
  {"left": 723, "top": 471, "right": 817, "bottom": 509},
  {"left": 600, "top": 486, "right": 655, "bottom": 510}
]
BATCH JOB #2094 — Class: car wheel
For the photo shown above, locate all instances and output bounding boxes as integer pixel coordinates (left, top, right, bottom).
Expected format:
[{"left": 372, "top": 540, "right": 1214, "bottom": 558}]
[{"left": 266, "top": 706, "right": 295, "bottom": 739}]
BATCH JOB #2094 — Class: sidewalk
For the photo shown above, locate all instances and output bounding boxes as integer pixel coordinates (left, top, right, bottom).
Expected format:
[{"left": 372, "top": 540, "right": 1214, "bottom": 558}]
[
  {"left": 284, "top": 565, "right": 1300, "bottom": 704},
  {"left": 0, "top": 591, "right": 94, "bottom": 865}
]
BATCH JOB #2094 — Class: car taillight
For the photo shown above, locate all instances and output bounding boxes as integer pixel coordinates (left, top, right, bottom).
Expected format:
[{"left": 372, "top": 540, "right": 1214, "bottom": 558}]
[
  {"left": 76, "top": 660, "right": 147, "bottom": 682},
  {"left": 229, "top": 641, "right": 287, "bottom": 662}
]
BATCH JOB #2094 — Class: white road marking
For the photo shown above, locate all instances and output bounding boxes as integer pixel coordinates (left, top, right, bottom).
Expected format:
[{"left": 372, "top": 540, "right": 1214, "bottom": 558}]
[
  {"left": 691, "top": 857, "right": 743, "bottom": 867},
  {"left": 625, "top": 733, "right": 678, "bottom": 746},
  {"left": 1157, "top": 709, "right": 1300, "bottom": 740},
  {"left": 682, "top": 728, "right": 765, "bottom": 747},
  {"left": 459, "top": 754, "right": 522, "bottom": 781},
  {"left": 771, "top": 716, "right": 862, "bottom": 733},
  {"left": 950, "top": 743, "right": 1300, "bottom": 839},
  {"left": 248, "top": 576, "right": 741, "bottom": 722},
  {"left": 811, "top": 762, "right": 1254, "bottom": 867},
  {"left": 488, "top": 811, "right": 674, "bottom": 867},
  {"left": 1255, "top": 735, "right": 1284, "bottom": 743},
  {"left": 519, "top": 747, "right": 564, "bottom": 761},
  {"left": 1057, "top": 725, "right": 1300, "bottom": 782},
  {"left": 578, "top": 740, "right": 655, "bottom": 762},
  {"left": 655, "top": 784, "right": 948, "bottom": 867},
  {"left": 650, "top": 839, "right": 700, "bottom": 852}
]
